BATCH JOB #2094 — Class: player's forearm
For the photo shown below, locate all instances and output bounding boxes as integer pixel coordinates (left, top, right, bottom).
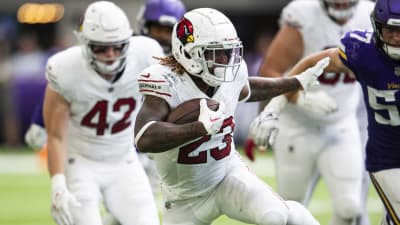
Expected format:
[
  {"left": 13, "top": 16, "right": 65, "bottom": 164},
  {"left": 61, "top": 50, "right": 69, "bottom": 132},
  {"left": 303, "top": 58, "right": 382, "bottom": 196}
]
[
  {"left": 136, "top": 121, "right": 207, "bottom": 153},
  {"left": 47, "top": 137, "right": 67, "bottom": 177},
  {"left": 246, "top": 76, "right": 301, "bottom": 102}
]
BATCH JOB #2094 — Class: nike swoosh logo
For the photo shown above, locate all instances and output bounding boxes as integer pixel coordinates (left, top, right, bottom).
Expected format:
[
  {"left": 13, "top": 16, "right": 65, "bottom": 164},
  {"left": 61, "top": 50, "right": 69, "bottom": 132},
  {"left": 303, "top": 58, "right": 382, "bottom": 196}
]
[
  {"left": 210, "top": 117, "right": 220, "bottom": 122},
  {"left": 140, "top": 73, "right": 151, "bottom": 78}
]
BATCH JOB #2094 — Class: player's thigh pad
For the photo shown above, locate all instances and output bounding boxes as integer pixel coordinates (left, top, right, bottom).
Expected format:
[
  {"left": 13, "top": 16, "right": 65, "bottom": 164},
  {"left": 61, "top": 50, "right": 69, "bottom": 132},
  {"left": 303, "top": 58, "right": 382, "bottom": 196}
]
[
  {"left": 66, "top": 154, "right": 103, "bottom": 225},
  {"left": 371, "top": 169, "right": 400, "bottom": 225},
  {"left": 273, "top": 125, "right": 323, "bottom": 201},
  {"left": 104, "top": 153, "right": 159, "bottom": 225},
  {"left": 216, "top": 165, "right": 289, "bottom": 225},
  {"left": 161, "top": 192, "right": 221, "bottom": 225}
]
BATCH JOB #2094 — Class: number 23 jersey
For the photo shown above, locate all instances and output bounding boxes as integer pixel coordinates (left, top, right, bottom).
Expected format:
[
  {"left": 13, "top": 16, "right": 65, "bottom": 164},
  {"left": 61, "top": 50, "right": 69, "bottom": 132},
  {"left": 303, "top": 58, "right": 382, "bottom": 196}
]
[
  {"left": 138, "top": 61, "right": 249, "bottom": 200},
  {"left": 45, "top": 36, "right": 163, "bottom": 161}
]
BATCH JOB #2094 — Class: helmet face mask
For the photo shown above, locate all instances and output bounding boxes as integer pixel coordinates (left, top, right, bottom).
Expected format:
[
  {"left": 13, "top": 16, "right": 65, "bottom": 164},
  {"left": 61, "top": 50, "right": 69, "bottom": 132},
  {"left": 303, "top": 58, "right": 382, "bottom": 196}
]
[
  {"left": 322, "top": 0, "right": 359, "bottom": 21},
  {"left": 202, "top": 44, "right": 243, "bottom": 86},
  {"left": 371, "top": 0, "right": 400, "bottom": 60},
  {"left": 77, "top": 1, "right": 132, "bottom": 75},
  {"left": 171, "top": 8, "right": 243, "bottom": 87}
]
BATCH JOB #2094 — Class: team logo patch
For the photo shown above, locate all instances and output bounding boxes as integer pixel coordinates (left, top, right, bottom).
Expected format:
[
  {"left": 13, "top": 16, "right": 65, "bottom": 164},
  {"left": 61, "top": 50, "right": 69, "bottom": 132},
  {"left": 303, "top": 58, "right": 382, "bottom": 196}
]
[
  {"left": 394, "top": 67, "right": 400, "bottom": 77},
  {"left": 176, "top": 17, "right": 194, "bottom": 45},
  {"left": 78, "top": 14, "right": 84, "bottom": 32}
]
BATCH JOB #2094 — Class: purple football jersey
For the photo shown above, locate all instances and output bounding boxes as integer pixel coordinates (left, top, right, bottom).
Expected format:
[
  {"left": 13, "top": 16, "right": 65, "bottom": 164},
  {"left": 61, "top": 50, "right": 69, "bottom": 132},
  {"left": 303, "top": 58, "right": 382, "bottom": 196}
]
[{"left": 339, "top": 29, "right": 400, "bottom": 172}]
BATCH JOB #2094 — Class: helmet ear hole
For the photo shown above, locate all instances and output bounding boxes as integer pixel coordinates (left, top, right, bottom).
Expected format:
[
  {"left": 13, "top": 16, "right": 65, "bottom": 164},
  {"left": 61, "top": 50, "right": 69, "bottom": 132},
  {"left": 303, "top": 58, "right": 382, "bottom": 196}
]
[{"left": 184, "top": 51, "right": 191, "bottom": 59}]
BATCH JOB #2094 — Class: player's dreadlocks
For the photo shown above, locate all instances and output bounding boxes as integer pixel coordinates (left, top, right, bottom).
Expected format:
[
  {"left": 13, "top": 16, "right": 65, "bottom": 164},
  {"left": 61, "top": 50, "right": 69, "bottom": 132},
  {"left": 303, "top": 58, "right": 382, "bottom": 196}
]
[{"left": 154, "top": 56, "right": 185, "bottom": 75}]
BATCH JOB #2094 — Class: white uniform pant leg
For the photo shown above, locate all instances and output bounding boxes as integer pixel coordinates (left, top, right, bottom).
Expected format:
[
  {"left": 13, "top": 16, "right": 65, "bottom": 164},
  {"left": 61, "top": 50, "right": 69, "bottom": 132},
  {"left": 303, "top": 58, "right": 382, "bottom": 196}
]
[
  {"left": 161, "top": 153, "right": 290, "bottom": 225},
  {"left": 161, "top": 196, "right": 219, "bottom": 225},
  {"left": 370, "top": 169, "right": 400, "bottom": 225},
  {"left": 318, "top": 117, "right": 364, "bottom": 224},
  {"left": 216, "top": 154, "right": 290, "bottom": 225},
  {"left": 104, "top": 152, "right": 160, "bottom": 225},
  {"left": 273, "top": 124, "right": 322, "bottom": 203},
  {"left": 66, "top": 155, "right": 103, "bottom": 225}
]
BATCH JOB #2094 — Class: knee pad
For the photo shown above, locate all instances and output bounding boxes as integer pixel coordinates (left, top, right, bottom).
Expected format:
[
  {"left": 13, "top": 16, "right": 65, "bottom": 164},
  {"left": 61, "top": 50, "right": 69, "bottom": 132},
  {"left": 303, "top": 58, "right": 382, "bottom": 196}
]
[
  {"left": 334, "top": 196, "right": 361, "bottom": 219},
  {"left": 286, "top": 200, "right": 320, "bottom": 225},
  {"left": 259, "top": 210, "right": 288, "bottom": 225}
]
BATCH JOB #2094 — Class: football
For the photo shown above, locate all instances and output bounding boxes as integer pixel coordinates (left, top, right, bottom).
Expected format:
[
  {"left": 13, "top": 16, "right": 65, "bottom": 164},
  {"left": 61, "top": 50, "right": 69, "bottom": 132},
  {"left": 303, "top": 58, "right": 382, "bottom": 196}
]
[{"left": 166, "top": 98, "right": 220, "bottom": 124}]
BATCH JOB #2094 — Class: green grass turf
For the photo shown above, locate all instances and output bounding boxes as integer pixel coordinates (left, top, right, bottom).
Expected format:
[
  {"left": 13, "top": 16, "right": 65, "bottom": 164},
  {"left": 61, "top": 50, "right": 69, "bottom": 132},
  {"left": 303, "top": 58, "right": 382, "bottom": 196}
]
[{"left": 0, "top": 149, "right": 383, "bottom": 225}]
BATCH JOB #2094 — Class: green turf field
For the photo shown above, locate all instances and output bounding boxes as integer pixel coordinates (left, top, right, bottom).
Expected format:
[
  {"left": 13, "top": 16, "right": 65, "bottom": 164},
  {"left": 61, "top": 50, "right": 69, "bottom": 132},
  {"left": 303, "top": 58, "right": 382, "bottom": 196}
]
[{"left": 0, "top": 148, "right": 382, "bottom": 225}]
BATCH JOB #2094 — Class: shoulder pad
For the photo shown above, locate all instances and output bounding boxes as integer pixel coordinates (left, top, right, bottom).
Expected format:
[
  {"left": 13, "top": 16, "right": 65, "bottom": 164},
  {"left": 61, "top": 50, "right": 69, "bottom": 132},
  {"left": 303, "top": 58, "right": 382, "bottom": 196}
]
[
  {"left": 138, "top": 64, "right": 175, "bottom": 100},
  {"left": 339, "top": 29, "right": 373, "bottom": 71},
  {"left": 339, "top": 29, "right": 373, "bottom": 60},
  {"left": 280, "top": 0, "right": 318, "bottom": 28},
  {"left": 45, "top": 47, "right": 81, "bottom": 96},
  {"left": 128, "top": 36, "right": 164, "bottom": 63}
]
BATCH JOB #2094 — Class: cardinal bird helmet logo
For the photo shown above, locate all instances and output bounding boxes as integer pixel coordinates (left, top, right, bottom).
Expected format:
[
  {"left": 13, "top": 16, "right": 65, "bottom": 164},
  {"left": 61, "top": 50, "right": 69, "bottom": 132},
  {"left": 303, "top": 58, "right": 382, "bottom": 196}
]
[{"left": 176, "top": 17, "right": 194, "bottom": 45}]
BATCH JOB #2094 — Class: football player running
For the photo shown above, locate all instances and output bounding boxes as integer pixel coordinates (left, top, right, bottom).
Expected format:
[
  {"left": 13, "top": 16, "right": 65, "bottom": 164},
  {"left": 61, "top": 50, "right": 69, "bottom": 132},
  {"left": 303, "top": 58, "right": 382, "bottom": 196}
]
[
  {"left": 134, "top": 7, "right": 332, "bottom": 225},
  {"left": 133, "top": 0, "right": 186, "bottom": 196},
  {"left": 247, "top": 1, "right": 374, "bottom": 225},
  {"left": 265, "top": 0, "right": 400, "bottom": 225},
  {"left": 44, "top": 2, "right": 163, "bottom": 225}
]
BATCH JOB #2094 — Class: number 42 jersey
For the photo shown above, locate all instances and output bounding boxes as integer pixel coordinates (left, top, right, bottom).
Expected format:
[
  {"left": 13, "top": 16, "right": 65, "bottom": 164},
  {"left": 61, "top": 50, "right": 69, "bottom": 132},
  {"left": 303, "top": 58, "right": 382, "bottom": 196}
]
[
  {"left": 45, "top": 36, "right": 163, "bottom": 161},
  {"left": 339, "top": 29, "right": 400, "bottom": 172}
]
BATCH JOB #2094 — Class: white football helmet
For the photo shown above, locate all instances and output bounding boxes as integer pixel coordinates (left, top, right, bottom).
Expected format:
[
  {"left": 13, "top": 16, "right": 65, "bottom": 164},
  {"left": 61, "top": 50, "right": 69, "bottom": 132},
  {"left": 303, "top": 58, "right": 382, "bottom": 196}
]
[
  {"left": 171, "top": 8, "right": 243, "bottom": 87},
  {"left": 321, "top": 0, "right": 359, "bottom": 21},
  {"left": 75, "top": 1, "right": 132, "bottom": 75}
]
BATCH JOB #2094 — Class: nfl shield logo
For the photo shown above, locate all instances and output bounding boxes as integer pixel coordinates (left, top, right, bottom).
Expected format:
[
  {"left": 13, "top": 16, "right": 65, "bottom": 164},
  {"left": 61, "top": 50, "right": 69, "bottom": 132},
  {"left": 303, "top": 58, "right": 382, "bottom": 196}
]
[{"left": 395, "top": 67, "right": 400, "bottom": 77}]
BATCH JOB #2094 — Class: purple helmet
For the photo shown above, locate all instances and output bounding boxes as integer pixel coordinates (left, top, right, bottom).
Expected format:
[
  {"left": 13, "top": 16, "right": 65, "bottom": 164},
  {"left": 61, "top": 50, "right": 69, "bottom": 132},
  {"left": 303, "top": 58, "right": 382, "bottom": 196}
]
[
  {"left": 371, "top": 0, "right": 400, "bottom": 60},
  {"left": 138, "top": 0, "right": 186, "bottom": 35}
]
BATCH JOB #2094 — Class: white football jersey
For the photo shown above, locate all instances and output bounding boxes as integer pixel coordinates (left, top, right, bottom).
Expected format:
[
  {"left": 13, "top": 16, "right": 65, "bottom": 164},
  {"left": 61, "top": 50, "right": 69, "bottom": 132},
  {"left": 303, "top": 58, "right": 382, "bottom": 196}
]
[
  {"left": 138, "top": 61, "right": 249, "bottom": 200},
  {"left": 45, "top": 36, "right": 163, "bottom": 161},
  {"left": 280, "top": 0, "right": 374, "bottom": 125}
]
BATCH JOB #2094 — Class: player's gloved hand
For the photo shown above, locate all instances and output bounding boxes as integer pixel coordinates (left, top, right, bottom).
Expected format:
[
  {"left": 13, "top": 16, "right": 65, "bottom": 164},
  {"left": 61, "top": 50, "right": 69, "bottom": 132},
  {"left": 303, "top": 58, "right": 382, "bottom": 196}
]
[
  {"left": 198, "top": 99, "right": 225, "bottom": 135},
  {"left": 249, "top": 111, "right": 279, "bottom": 148},
  {"left": 24, "top": 124, "right": 47, "bottom": 150},
  {"left": 295, "top": 57, "right": 330, "bottom": 91},
  {"left": 296, "top": 91, "right": 338, "bottom": 116},
  {"left": 51, "top": 174, "right": 81, "bottom": 225}
]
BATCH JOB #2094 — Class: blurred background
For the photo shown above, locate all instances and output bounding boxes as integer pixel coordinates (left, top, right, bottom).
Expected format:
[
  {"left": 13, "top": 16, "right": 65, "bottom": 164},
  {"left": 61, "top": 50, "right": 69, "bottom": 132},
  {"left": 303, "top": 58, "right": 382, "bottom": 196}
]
[{"left": 0, "top": 0, "right": 289, "bottom": 147}]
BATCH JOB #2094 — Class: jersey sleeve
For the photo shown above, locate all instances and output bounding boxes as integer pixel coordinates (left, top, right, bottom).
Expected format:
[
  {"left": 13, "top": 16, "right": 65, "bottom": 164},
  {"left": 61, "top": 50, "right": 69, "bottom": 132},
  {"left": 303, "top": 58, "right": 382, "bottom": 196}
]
[
  {"left": 44, "top": 50, "right": 75, "bottom": 102},
  {"left": 338, "top": 29, "right": 373, "bottom": 78},
  {"left": 138, "top": 65, "right": 176, "bottom": 104},
  {"left": 45, "top": 55, "right": 65, "bottom": 96}
]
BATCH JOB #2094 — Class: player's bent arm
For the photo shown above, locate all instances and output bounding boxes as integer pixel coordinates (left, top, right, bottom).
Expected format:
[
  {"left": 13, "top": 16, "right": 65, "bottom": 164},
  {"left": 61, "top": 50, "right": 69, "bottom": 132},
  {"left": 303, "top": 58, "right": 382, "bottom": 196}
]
[
  {"left": 134, "top": 95, "right": 207, "bottom": 153},
  {"left": 285, "top": 48, "right": 352, "bottom": 102},
  {"left": 43, "top": 85, "right": 70, "bottom": 177},
  {"left": 258, "top": 24, "right": 304, "bottom": 78}
]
